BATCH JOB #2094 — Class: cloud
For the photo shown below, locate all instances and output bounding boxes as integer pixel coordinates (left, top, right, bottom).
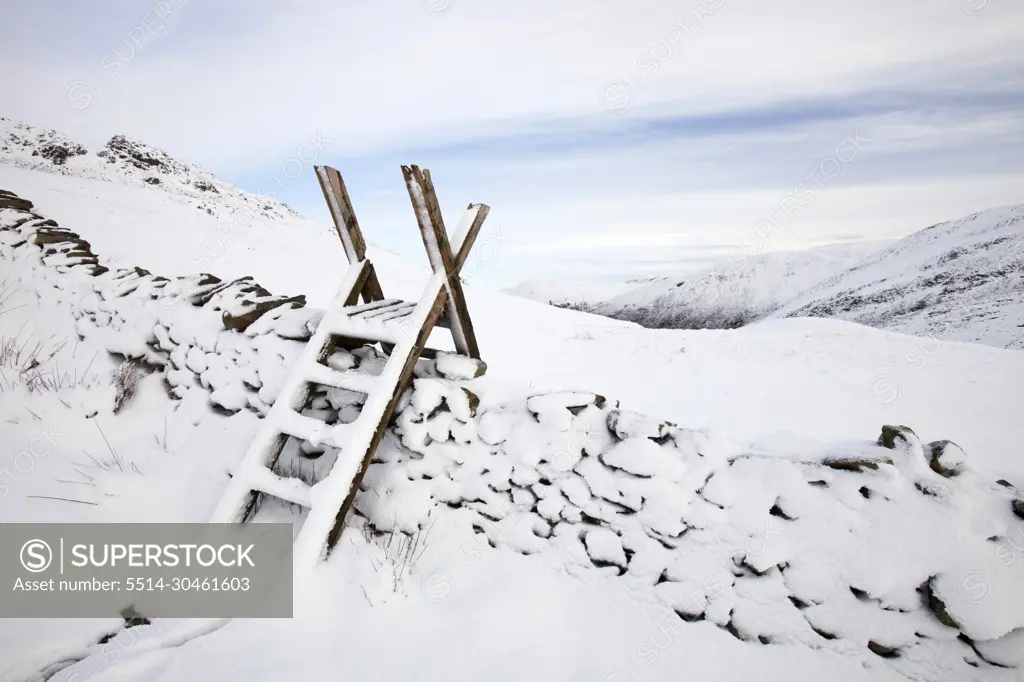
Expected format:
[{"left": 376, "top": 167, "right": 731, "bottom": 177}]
[{"left": 1, "top": 0, "right": 1022, "bottom": 287}]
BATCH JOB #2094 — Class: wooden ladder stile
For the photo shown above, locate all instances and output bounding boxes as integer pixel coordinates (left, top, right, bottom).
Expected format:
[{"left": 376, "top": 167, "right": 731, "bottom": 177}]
[{"left": 210, "top": 165, "right": 490, "bottom": 567}]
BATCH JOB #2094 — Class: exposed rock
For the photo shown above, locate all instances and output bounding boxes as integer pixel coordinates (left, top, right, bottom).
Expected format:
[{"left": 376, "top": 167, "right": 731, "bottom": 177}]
[
  {"left": 868, "top": 640, "right": 901, "bottom": 658},
  {"left": 193, "top": 179, "right": 219, "bottom": 193},
  {"left": 927, "top": 440, "right": 967, "bottom": 477},
  {"left": 0, "top": 192, "right": 33, "bottom": 211},
  {"left": 104, "top": 134, "right": 186, "bottom": 174},
  {"left": 460, "top": 388, "right": 480, "bottom": 418},
  {"left": 191, "top": 276, "right": 265, "bottom": 307},
  {"left": 222, "top": 295, "right": 306, "bottom": 333},
  {"left": 32, "top": 141, "right": 87, "bottom": 165},
  {"left": 823, "top": 456, "right": 891, "bottom": 472},
  {"left": 769, "top": 499, "right": 796, "bottom": 520},
  {"left": 1013, "top": 499, "right": 1024, "bottom": 520},
  {"left": 33, "top": 230, "right": 88, "bottom": 248},
  {"left": 878, "top": 424, "right": 917, "bottom": 449},
  {"left": 810, "top": 625, "right": 836, "bottom": 640},
  {"left": 922, "top": 577, "right": 961, "bottom": 629}
]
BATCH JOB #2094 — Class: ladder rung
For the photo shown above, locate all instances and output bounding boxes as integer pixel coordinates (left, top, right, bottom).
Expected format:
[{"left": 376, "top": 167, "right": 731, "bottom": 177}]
[
  {"left": 304, "top": 361, "right": 378, "bottom": 394},
  {"left": 247, "top": 466, "right": 313, "bottom": 508},
  {"left": 345, "top": 298, "right": 403, "bottom": 316},
  {"left": 374, "top": 304, "right": 417, "bottom": 322},
  {"left": 356, "top": 299, "right": 411, "bottom": 317},
  {"left": 327, "top": 316, "right": 404, "bottom": 346},
  {"left": 277, "top": 408, "right": 350, "bottom": 449},
  {"left": 359, "top": 300, "right": 416, "bottom": 321}
]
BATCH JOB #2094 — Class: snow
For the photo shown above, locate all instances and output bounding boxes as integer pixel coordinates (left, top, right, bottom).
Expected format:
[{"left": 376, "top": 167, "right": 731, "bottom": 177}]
[
  {"left": 772, "top": 205, "right": 1024, "bottom": 350},
  {"left": 434, "top": 350, "right": 485, "bottom": 380},
  {"left": 53, "top": 537, "right": 911, "bottom": 682},
  {"left": 513, "top": 204, "right": 1023, "bottom": 353},
  {"left": 504, "top": 277, "right": 637, "bottom": 308},
  {"left": 600, "top": 437, "right": 687, "bottom": 481},
  {"left": 588, "top": 241, "right": 890, "bottom": 330},
  {"left": 2, "top": 121, "right": 1024, "bottom": 681}
]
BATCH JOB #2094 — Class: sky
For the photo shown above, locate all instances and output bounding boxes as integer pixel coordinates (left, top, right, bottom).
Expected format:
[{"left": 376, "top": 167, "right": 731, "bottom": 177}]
[{"left": 2, "top": 0, "right": 1023, "bottom": 288}]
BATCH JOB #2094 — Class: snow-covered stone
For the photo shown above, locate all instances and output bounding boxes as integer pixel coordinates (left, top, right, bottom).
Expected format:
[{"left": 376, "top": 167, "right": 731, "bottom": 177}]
[{"left": 434, "top": 350, "right": 486, "bottom": 380}]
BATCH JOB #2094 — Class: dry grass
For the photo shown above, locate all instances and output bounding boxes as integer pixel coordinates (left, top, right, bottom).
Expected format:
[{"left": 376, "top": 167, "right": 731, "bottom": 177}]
[
  {"left": 0, "top": 328, "right": 82, "bottom": 394},
  {"left": 0, "top": 277, "right": 22, "bottom": 317},
  {"left": 111, "top": 358, "right": 144, "bottom": 413},
  {"left": 363, "top": 514, "right": 436, "bottom": 592}
]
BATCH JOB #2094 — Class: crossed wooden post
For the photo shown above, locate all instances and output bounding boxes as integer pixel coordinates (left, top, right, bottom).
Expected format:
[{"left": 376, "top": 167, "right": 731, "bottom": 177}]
[
  {"left": 314, "top": 164, "right": 488, "bottom": 359},
  {"left": 298, "top": 164, "right": 488, "bottom": 558}
]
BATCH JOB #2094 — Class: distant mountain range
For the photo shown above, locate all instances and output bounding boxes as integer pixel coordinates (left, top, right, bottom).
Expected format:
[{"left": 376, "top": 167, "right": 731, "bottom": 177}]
[
  {"left": 508, "top": 207, "right": 1023, "bottom": 350},
  {"left": 590, "top": 242, "right": 892, "bottom": 329}
]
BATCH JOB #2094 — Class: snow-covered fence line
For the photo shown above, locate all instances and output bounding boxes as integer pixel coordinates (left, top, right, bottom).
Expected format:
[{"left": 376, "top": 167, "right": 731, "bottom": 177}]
[{"left": 1, "top": 189, "right": 319, "bottom": 417}]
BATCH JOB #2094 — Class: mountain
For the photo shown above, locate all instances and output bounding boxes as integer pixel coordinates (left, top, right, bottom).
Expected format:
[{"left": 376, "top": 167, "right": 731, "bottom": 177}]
[
  {"left": 0, "top": 117, "right": 298, "bottom": 223},
  {"left": 509, "top": 204, "right": 1024, "bottom": 351},
  {"left": 0, "top": 118, "right": 338, "bottom": 301},
  {"left": 589, "top": 241, "right": 890, "bottom": 329},
  {"left": 772, "top": 204, "right": 1024, "bottom": 349}
]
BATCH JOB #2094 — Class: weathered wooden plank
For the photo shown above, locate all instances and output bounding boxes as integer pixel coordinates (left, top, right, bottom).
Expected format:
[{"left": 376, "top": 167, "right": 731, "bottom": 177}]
[
  {"left": 419, "top": 168, "right": 482, "bottom": 359},
  {"left": 315, "top": 166, "right": 359, "bottom": 262},
  {"left": 401, "top": 165, "right": 482, "bottom": 359},
  {"left": 315, "top": 166, "right": 385, "bottom": 303},
  {"left": 453, "top": 203, "right": 491, "bottom": 273}
]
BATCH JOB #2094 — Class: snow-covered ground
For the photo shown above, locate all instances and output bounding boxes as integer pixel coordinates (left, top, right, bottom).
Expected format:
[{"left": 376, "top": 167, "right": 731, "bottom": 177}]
[
  {"left": 503, "top": 277, "right": 636, "bottom": 309},
  {"left": 2, "top": 122, "right": 1024, "bottom": 681}
]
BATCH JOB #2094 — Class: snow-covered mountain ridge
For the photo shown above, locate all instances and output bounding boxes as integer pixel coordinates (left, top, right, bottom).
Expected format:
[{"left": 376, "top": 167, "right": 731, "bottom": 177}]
[
  {"left": 772, "top": 204, "right": 1024, "bottom": 349},
  {"left": 511, "top": 204, "right": 1023, "bottom": 350},
  {"left": 0, "top": 117, "right": 298, "bottom": 223},
  {"left": 589, "top": 242, "right": 890, "bottom": 329}
]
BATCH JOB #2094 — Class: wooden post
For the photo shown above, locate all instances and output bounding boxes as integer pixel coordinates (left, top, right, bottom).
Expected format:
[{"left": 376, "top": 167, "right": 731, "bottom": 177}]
[
  {"left": 401, "top": 165, "right": 483, "bottom": 359},
  {"left": 315, "top": 166, "right": 385, "bottom": 303}
]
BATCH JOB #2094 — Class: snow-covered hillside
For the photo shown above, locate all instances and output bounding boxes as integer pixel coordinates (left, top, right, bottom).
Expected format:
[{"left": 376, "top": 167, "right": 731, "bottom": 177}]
[
  {"left": 0, "top": 117, "right": 301, "bottom": 224},
  {"left": 772, "top": 205, "right": 1024, "bottom": 349},
  {"left": 589, "top": 242, "right": 889, "bottom": 329},
  {"left": 510, "top": 203, "right": 1023, "bottom": 351},
  {"left": 3, "top": 122, "right": 1024, "bottom": 682}
]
